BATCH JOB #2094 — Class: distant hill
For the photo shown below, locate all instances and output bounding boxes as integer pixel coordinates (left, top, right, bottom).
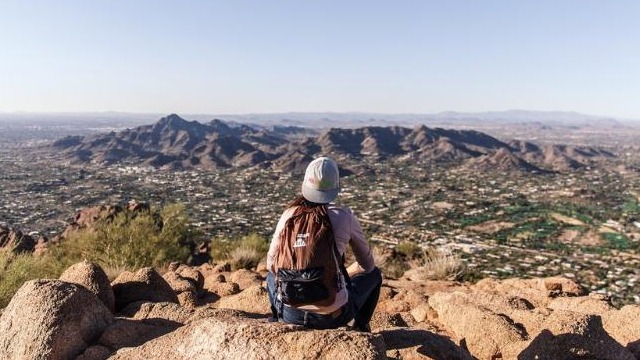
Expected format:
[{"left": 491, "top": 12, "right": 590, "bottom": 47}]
[{"left": 50, "top": 114, "right": 616, "bottom": 173}]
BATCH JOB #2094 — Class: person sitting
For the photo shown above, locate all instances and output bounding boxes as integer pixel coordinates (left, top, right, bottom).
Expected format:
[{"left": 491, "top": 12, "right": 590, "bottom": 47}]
[{"left": 266, "top": 156, "right": 382, "bottom": 331}]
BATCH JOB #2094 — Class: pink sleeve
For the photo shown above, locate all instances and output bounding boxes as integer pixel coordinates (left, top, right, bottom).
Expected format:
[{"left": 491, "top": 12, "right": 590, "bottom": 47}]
[{"left": 348, "top": 211, "right": 375, "bottom": 273}]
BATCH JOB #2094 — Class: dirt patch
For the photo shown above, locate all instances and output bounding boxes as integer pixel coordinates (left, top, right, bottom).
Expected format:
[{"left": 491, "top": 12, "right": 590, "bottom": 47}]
[
  {"left": 551, "top": 213, "right": 585, "bottom": 226},
  {"left": 575, "top": 230, "right": 604, "bottom": 247},
  {"left": 431, "top": 202, "right": 455, "bottom": 211},
  {"left": 558, "top": 229, "right": 581, "bottom": 243},
  {"left": 598, "top": 226, "right": 618, "bottom": 234},
  {"left": 467, "top": 220, "right": 516, "bottom": 234}
]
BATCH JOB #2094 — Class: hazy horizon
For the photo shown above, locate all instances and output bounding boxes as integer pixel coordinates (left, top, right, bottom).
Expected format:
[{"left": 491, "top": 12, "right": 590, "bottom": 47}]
[{"left": 1, "top": 1, "right": 639, "bottom": 118}]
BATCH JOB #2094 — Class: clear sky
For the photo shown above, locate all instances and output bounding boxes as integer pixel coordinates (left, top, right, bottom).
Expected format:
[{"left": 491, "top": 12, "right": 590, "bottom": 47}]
[{"left": 1, "top": 1, "right": 638, "bottom": 118}]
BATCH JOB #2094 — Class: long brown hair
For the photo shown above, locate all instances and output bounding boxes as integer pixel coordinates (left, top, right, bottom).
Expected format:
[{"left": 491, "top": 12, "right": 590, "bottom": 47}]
[{"left": 287, "top": 195, "right": 323, "bottom": 208}]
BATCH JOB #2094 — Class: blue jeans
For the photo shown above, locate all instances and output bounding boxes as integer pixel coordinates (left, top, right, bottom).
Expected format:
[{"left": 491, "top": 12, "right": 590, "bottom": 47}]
[{"left": 266, "top": 267, "right": 382, "bottom": 330}]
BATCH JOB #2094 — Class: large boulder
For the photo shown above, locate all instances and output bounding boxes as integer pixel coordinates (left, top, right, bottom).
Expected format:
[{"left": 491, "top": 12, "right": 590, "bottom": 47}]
[
  {"left": 519, "top": 310, "right": 634, "bottom": 360},
  {"left": 215, "top": 285, "right": 271, "bottom": 315},
  {"left": 474, "top": 276, "right": 585, "bottom": 308},
  {"left": 547, "top": 294, "right": 640, "bottom": 357},
  {"left": 163, "top": 271, "right": 197, "bottom": 293},
  {"left": 227, "top": 269, "right": 263, "bottom": 290},
  {"left": 98, "top": 318, "right": 181, "bottom": 351},
  {"left": 174, "top": 264, "right": 205, "bottom": 291},
  {"left": 0, "top": 279, "right": 114, "bottom": 360},
  {"left": 112, "top": 267, "right": 179, "bottom": 311},
  {"left": 120, "top": 301, "right": 195, "bottom": 324},
  {"left": 108, "top": 317, "right": 387, "bottom": 360},
  {"left": 601, "top": 305, "right": 640, "bottom": 358},
  {"left": 428, "top": 292, "right": 527, "bottom": 359},
  {"left": 381, "top": 326, "right": 473, "bottom": 360},
  {"left": 548, "top": 293, "right": 615, "bottom": 314},
  {"left": 59, "top": 260, "right": 115, "bottom": 312}
]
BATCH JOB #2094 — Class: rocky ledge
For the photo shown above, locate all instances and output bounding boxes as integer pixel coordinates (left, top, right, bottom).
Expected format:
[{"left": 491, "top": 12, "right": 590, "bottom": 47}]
[{"left": 0, "top": 260, "right": 638, "bottom": 360}]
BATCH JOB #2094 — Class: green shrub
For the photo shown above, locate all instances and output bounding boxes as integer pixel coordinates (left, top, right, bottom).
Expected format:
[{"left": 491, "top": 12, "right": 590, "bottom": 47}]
[
  {"left": 602, "top": 232, "right": 630, "bottom": 250},
  {"left": 237, "top": 233, "right": 270, "bottom": 254},
  {"left": 49, "top": 203, "right": 194, "bottom": 271},
  {"left": 209, "top": 237, "right": 234, "bottom": 262},
  {"left": 0, "top": 252, "right": 65, "bottom": 308}
]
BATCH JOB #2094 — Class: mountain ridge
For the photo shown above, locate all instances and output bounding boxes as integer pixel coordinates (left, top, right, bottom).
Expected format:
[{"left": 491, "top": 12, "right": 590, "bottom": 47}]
[{"left": 50, "top": 114, "right": 616, "bottom": 173}]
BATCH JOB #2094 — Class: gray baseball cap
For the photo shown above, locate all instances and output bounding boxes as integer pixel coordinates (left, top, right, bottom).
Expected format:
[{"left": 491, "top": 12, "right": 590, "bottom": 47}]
[{"left": 301, "top": 157, "right": 340, "bottom": 204}]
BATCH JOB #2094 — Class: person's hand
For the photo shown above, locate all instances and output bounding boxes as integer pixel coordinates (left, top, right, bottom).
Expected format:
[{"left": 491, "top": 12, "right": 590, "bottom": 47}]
[{"left": 346, "top": 262, "right": 365, "bottom": 277}]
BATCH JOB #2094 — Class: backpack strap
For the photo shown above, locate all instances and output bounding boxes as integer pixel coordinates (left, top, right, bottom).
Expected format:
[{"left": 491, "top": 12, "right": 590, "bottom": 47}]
[{"left": 332, "top": 239, "right": 352, "bottom": 290}]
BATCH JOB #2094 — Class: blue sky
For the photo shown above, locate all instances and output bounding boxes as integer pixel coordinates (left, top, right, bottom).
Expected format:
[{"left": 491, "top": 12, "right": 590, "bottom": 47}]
[{"left": 1, "top": 1, "right": 638, "bottom": 118}]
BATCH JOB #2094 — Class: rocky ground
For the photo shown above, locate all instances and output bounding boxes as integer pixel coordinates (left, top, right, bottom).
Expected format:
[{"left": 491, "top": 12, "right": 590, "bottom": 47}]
[{"left": 0, "top": 260, "right": 639, "bottom": 360}]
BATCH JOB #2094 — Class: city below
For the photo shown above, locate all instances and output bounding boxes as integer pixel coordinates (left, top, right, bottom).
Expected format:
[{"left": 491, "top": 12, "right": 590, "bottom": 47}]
[{"left": 1, "top": 112, "right": 639, "bottom": 306}]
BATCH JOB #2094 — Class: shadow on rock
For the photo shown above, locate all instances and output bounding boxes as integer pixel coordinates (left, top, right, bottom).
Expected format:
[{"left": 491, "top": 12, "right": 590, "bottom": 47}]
[
  {"left": 518, "top": 326, "right": 634, "bottom": 360},
  {"left": 380, "top": 328, "right": 473, "bottom": 360},
  {"left": 99, "top": 318, "right": 182, "bottom": 350}
]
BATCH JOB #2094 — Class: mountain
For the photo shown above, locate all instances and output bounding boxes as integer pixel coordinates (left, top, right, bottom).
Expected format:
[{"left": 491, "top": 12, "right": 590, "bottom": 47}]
[
  {"left": 463, "top": 148, "right": 544, "bottom": 173},
  {"left": 508, "top": 140, "right": 616, "bottom": 171},
  {"left": 50, "top": 115, "right": 617, "bottom": 173}
]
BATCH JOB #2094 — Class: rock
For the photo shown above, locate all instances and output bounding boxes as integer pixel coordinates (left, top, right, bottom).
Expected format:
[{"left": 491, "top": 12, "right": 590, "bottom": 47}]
[
  {"left": 602, "top": 305, "right": 640, "bottom": 358},
  {"left": 177, "top": 291, "right": 199, "bottom": 308},
  {"left": 548, "top": 293, "right": 615, "bottom": 314},
  {"left": 112, "top": 267, "right": 179, "bottom": 311},
  {"left": 410, "top": 303, "right": 435, "bottom": 323},
  {"left": 370, "top": 312, "right": 411, "bottom": 331},
  {"left": 215, "top": 285, "right": 271, "bottom": 315},
  {"left": 0, "top": 279, "right": 114, "bottom": 360},
  {"left": 381, "top": 327, "right": 473, "bottom": 360},
  {"left": 227, "top": 268, "right": 263, "bottom": 290},
  {"left": 108, "top": 317, "right": 387, "bottom": 360},
  {"left": 213, "top": 262, "right": 231, "bottom": 272},
  {"left": 378, "top": 288, "right": 427, "bottom": 313},
  {"left": 255, "top": 259, "right": 268, "bottom": 274},
  {"left": 185, "top": 307, "right": 251, "bottom": 324},
  {"left": 120, "top": 302, "right": 195, "bottom": 324},
  {"left": 99, "top": 318, "right": 181, "bottom": 350},
  {"left": 474, "top": 276, "right": 585, "bottom": 308},
  {"left": 76, "top": 345, "right": 112, "bottom": 360},
  {"left": 175, "top": 265, "right": 205, "bottom": 291},
  {"left": 74, "top": 204, "right": 122, "bottom": 226},
  {"left": 428, "top": 292, "right": 527, "bottom": 359},
  {"left": 59, "top": 260, "right": 116, "bottom": 312},
  {"left": 205, "top": 281, "right": 241, "bottom": 297},
  {"left": 378, "top": 285, "right": 397, "bottom": 302},
  {"left": 163, "top": 271, "right": 197, "bottom": 293},
  {"left": 519, "top": 310, "right": 634, "bottom": 360},
  {"left": 0, "top": 225, "right": 37, "bottom": 253},
  {"left": 542, "top": 277, "right": 586, "bottom": 296}
]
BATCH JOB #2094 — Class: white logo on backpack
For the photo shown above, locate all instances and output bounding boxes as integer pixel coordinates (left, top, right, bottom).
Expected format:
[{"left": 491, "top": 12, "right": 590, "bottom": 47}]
[{"left": 293, "top": 233, "right": 308, "bottom": 248}]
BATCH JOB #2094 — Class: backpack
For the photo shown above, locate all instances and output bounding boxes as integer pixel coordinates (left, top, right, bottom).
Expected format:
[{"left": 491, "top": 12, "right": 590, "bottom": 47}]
[{"left": 273, "top": 205, "right": 348, "bottom": 307}]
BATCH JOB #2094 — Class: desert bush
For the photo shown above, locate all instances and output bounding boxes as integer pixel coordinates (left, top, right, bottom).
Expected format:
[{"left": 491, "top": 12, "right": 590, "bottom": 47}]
[
  {"left": 229, "top": 246, "right": 263, "bottom": 270},
  {"left": 373, "top": 241, "right": 426, "bottom": 279},
  {"left": 49, "top": 203, "right": 194, "bottom": 271},
  {"left": 381, "top": 259, "right": 408, "bottom": 279},
  {"left": 209, "top": 237, "right": 234, "bottom": 263},
  {"left": 0, "top": 251, "right": 66, "bottom": 308},
  {"left": 211, "top": 233, "right": 269, "bottom": 269},
  {"left": 410, "top": 247, "right": 465, "bottom": 281},
  {"left": 395, "top": 241, "right": 425, "bottom": 260}
]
